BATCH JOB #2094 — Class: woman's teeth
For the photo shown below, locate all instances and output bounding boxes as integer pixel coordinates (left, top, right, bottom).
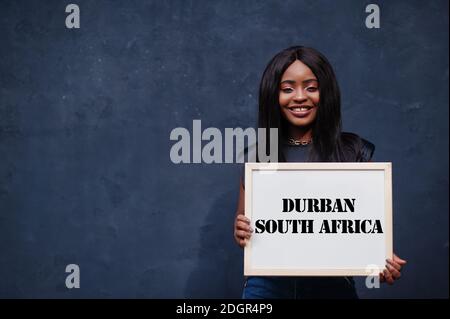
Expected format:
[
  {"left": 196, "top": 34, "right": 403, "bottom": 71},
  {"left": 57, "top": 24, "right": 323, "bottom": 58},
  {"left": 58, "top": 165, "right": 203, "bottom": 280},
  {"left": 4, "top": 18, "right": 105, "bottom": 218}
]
[{"left": 291, "top": 107, "right": 311, "bottom": 111}]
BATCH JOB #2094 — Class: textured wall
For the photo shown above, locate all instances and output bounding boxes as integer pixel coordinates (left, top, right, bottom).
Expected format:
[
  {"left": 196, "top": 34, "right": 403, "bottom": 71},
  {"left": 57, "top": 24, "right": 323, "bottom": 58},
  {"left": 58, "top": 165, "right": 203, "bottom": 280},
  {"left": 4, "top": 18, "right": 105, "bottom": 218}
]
[{"left": 0, "top": 0, "right": 448, "bottom": 298}]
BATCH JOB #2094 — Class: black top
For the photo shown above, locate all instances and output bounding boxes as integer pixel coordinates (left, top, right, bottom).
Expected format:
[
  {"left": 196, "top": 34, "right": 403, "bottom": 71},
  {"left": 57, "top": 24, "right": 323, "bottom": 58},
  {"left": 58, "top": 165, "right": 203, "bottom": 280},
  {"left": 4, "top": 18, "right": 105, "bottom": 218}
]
[
  {"left": 240, "top": 133, "right": 375, "bottom": 187},
  {"left": 240, "top": 143, "right": 312, "bottom": 187}
]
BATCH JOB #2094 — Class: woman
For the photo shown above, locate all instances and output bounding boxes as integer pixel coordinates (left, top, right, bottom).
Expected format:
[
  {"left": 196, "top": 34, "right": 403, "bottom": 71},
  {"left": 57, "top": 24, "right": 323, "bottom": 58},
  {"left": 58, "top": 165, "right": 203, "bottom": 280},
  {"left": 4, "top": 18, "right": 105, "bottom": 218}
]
[{"left": 234, "top": 46, "right": 406, "bottom": 299}]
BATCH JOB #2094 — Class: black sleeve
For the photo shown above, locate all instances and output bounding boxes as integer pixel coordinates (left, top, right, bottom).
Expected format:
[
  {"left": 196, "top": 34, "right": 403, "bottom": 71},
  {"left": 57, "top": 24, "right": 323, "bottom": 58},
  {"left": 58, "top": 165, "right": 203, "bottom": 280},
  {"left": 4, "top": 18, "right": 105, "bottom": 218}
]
[{"left": 359, "top": 138, "right": 375, "bottom": 162}]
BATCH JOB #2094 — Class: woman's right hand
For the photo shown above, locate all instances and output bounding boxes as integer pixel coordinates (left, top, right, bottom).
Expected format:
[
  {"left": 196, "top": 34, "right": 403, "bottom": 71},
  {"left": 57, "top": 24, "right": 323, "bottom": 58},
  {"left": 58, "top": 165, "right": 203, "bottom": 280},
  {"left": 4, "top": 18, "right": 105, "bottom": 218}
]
[{"left": 234, "top": 214, "right": 253, "bottom": 248}]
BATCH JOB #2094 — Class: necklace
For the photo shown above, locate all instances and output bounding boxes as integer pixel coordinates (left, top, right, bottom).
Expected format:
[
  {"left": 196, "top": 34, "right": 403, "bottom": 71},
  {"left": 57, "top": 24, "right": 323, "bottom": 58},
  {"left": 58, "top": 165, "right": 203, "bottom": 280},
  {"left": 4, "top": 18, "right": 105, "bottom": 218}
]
[{"left": 286, "top": 137, "right": 313, "bottom": 146}]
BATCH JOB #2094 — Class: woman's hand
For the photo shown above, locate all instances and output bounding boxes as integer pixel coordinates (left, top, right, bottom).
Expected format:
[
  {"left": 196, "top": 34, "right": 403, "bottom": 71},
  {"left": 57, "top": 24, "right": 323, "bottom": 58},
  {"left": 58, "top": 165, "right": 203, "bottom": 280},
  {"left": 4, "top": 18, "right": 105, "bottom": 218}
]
[
  {"left": 379, "top": 253, "right": 407, "bottom": 285},
  {"left": 234, "top": 214, "right": 253, "bottom": 248}
]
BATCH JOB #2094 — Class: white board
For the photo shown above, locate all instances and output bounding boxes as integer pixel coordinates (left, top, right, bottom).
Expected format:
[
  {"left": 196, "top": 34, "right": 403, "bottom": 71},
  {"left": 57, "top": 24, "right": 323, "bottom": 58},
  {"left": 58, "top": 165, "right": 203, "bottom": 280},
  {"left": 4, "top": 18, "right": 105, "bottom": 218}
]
[{"left": 244, "top": 162, "right": 393, "bottom": 276}]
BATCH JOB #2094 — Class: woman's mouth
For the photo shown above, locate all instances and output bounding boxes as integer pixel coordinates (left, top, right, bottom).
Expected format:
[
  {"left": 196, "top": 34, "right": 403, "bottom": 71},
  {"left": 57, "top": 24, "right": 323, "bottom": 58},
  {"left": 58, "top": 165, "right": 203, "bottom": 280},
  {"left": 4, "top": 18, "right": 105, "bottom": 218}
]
[{"left": 287, "top": 106, "right": 314, "bottom": 118}]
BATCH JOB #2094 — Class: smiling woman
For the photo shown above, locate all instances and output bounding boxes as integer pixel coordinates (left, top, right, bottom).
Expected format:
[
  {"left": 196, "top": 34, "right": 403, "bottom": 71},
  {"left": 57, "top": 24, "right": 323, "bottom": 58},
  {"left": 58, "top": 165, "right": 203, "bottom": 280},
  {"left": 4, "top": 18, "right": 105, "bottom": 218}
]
[
  {"left": 256, "top": 46, "right": 346, "bottom": 163},
  {"left": 278, "top": 61, "right": 320, "bottom": 134},
  {"left": 233, "top": 46, "right": 407, "bottom": 298}
]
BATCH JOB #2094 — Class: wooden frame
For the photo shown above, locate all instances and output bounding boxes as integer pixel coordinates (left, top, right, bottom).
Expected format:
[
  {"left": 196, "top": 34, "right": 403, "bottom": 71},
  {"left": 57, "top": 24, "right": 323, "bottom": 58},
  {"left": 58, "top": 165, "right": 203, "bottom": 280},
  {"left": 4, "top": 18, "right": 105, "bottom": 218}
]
[{"left": 244, "top": 162, "right": 393, "bottom": 276}]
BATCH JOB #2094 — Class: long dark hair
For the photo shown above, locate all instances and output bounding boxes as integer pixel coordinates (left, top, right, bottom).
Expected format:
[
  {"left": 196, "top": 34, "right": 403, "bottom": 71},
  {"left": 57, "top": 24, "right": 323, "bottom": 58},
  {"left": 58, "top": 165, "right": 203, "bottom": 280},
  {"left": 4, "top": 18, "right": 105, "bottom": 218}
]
[{"left": 258, "top": 46, "right": 361, "bottom": 162}]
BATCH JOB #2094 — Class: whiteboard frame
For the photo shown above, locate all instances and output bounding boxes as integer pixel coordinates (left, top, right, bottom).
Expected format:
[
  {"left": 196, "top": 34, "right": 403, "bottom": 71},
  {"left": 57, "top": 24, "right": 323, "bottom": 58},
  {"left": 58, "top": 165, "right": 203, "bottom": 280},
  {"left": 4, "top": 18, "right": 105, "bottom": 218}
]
[{"left": 244, "top": 162, "right": 393, "bottom": 276}]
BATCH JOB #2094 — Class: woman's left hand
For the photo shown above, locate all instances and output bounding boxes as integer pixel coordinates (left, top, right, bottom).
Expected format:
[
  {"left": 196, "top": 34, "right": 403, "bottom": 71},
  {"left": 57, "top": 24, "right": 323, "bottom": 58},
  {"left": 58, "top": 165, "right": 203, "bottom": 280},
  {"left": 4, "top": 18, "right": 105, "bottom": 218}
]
[{"left": 379, "top": 253, "right": 407, "bottom": 285}]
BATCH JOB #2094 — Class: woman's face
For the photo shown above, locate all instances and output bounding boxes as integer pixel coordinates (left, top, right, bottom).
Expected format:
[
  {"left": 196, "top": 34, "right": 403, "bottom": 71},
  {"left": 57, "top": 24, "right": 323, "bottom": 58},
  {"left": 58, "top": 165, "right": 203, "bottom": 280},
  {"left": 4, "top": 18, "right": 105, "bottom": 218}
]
[{"left": 279, "top": 60, "right": 319, "bottom": 128}]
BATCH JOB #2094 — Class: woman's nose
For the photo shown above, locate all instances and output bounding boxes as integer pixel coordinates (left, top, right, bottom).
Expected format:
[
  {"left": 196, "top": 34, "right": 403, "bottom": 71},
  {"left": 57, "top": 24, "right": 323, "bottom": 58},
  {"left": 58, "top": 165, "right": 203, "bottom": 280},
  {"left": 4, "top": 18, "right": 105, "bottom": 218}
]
[{"left": 293, "top": 90, "right": 307, "bottom": 102}]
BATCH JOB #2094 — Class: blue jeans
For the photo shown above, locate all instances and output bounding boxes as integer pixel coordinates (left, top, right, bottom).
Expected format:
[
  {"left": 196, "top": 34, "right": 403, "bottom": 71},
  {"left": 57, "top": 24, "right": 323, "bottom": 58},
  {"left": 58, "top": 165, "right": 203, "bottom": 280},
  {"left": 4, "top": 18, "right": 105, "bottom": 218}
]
[{"left": 242, "top": 276, "right": 358, "bottom": 299}]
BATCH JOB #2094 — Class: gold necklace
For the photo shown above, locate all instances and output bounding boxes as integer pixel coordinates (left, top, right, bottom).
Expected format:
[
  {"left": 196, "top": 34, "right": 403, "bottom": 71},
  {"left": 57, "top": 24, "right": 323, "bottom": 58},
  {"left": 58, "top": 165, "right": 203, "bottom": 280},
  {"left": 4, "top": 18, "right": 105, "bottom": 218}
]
[{"left": 286, "top": 137, "right": 313, "bottom": 146}]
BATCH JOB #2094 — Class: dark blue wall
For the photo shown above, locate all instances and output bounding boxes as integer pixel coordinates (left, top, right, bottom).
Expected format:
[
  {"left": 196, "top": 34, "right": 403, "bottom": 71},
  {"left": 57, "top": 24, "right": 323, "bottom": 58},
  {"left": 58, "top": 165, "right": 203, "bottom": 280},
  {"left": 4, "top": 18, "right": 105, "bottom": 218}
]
[{"left": 0, "top": 0, "right": 448, "bottom": 298}]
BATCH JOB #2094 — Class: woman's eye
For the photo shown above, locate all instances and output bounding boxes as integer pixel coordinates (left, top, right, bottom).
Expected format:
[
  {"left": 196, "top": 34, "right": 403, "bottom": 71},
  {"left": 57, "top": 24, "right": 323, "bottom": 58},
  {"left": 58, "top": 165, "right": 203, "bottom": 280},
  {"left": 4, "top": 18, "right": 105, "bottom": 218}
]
[
  {"left": 306, "top": 87, "right": 318, "bottom": 92},
  {"left": 281, "top": 88, "right": 293, "bottom": 93}
]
